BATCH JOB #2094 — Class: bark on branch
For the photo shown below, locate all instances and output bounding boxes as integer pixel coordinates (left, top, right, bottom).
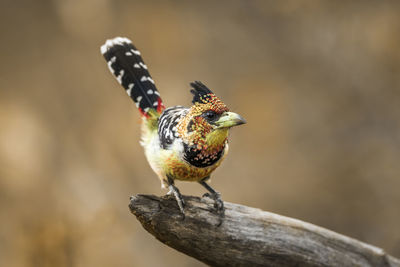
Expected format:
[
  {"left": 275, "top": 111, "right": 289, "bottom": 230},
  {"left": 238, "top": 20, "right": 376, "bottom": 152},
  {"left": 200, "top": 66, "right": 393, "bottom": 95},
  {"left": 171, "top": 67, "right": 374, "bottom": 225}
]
[{"left": 129, "top": 194, "right": 400, "bottom": 267}]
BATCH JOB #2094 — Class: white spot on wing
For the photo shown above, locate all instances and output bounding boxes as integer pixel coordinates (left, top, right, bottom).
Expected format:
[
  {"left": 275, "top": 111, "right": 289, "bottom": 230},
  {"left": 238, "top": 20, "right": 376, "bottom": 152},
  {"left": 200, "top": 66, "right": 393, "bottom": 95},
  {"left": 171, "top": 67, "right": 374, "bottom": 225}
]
[
  {"left": 126, "top": 83, "right": 134, "bottom": 96},
  {"left": 131, "top": 49, "right": 141, "bottom": 55},
  {"left": 147, "top": 77, "right": 155, "bottom": 84},
  {"left": 107, "top": 62, "right": 114, "bottom": 73},
  {"left": 116, "top": 70, "right": 124, "bottom": 84},
  {"left": 154, "top": 91, "right": 160, "bottom": 96},
  {"left": 134, "top": 63, "right": 140, "bottom": 68},
  {"left": 144, "top": 107, "right": 150, "bottom": 113},
  {"left": 107, "top": 56, "right": 117, "bottom": 73},
  {"left": 125, "top": 52, "right": 133, "bottom": 56},
  {"left": 153, "top": 101, "right": 158, "bottom": 106},
  {"left": 100, "top": 44, "right": 107, "bottom": 54},
  {"left": 101, "top": 37, "right": 132, "bottom": 54},
  {"left": 140, "top": 76, "right": 155, "bottom": 84},
  {"left": 139, "top": 62, "right": 147, "bottom": 69},
  {"left": 147, "top": 89, "right": 153, "bottom": 94},
  {"left": 126, "top": 88, "right": 132, "bottom": 96}
]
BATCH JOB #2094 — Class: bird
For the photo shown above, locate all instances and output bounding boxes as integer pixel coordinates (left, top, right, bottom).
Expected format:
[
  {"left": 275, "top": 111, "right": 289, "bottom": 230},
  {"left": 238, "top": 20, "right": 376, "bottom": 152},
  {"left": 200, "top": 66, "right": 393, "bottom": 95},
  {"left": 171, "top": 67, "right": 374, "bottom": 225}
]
[{"left": 100, "top": 37, "right": 246, "bottom": 215}]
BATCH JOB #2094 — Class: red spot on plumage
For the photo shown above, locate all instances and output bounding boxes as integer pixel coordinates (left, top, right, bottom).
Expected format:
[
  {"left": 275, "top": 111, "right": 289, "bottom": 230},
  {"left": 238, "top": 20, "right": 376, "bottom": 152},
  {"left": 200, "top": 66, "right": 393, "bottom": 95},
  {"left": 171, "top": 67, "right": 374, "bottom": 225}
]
[
  {"left": 156, "top": 97, "right": 165, "bottom": 113},
  {"left": 139, "top": 97, "right": 164, "bottom": 118},
  {"left": 138, "top": 107, "right": 149, "bottom": 118}
]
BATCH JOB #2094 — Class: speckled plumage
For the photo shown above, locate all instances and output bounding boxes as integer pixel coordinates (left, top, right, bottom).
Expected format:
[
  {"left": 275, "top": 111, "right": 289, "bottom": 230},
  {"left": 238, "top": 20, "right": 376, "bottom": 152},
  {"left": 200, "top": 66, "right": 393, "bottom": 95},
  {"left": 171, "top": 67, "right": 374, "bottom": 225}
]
[{"left": 101, "top": 37, "right": 246, "bottom": 214}]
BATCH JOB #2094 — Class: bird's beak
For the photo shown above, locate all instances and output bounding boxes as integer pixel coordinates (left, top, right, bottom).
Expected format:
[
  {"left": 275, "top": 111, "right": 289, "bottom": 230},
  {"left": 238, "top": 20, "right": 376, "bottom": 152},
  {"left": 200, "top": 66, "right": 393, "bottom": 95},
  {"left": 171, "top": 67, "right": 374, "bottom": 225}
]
[{"left": 215, "top": 111, "right": 246, "bottom": 128}]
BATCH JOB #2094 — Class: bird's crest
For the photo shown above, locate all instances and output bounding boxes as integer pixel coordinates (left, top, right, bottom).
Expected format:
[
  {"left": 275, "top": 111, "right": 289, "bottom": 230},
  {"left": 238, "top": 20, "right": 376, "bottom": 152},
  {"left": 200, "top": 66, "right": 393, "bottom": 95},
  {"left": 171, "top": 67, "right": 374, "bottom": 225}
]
[
  {"left": 190, "top": 81, "right": 215, "bottom": 104},
  {"left": 189, "top": 81, "right": 229, "bottom": 113}
]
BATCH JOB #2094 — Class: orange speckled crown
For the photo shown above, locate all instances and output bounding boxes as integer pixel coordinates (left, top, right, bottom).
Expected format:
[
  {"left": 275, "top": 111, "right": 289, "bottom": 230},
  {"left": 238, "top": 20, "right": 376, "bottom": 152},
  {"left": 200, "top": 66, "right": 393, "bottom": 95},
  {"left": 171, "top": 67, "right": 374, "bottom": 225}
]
[{"left": 190, "top": 81, "right": 229, "bottom": 114}]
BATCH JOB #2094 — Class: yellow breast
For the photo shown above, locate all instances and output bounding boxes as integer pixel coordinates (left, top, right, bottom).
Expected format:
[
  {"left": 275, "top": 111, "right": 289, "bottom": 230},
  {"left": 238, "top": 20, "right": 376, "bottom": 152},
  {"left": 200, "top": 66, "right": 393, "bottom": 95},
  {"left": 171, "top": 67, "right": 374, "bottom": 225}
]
[{"left": 160, "top": 143, "right": 229, "bottom": 182}]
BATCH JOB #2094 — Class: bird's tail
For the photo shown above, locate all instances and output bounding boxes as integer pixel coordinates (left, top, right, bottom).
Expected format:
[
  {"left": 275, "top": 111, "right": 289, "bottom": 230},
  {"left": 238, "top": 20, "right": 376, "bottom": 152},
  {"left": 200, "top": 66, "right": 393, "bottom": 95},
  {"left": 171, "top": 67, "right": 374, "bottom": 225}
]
[{"left": 101, "top": 37, "right": 165, "bottom": 118}]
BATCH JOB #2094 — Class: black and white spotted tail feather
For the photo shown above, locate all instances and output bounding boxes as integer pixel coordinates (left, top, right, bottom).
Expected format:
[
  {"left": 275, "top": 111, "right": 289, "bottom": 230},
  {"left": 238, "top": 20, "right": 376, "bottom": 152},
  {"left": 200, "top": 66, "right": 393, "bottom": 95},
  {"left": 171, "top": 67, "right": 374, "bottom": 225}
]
[{"left": 101, "top": 37, "right": 164, "bottom": 117}]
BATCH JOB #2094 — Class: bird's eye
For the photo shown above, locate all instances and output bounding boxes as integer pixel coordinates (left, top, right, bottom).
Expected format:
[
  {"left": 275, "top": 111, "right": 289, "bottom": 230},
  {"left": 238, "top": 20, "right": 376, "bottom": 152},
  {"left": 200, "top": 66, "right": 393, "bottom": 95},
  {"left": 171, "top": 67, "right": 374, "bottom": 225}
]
[{"left": 203, "top": 110, "right": 218, "bottom": 121}]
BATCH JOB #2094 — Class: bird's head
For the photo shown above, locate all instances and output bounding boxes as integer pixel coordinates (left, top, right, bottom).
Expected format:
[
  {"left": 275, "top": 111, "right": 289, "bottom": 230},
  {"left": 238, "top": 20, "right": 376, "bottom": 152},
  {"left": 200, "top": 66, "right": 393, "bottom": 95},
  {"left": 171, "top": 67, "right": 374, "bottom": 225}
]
[{"left": 177, "top": 81, "right": 246, "bottom": 149}]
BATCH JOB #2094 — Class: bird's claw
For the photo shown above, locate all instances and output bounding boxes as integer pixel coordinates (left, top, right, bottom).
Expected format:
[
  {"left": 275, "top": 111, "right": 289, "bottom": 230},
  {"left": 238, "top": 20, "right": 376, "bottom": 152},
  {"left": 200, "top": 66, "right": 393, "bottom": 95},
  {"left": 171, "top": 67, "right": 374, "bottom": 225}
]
[
  {"left": 202, "top": 192, "right": 211, "bottom": 198},
  {"left": 213, "top": 193, "right": 225, "bottom": 214},
  {"left": 203, "top": 192, "right": 224, "bottom": 214},
  {"left": 214, "top": 197, "right": 224, "bottom": 214}
]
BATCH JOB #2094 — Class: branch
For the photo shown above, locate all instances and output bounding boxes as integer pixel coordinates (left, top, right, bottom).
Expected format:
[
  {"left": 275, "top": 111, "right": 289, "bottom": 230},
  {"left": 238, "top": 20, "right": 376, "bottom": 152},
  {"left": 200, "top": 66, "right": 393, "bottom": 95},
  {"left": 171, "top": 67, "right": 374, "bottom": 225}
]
[{"left": 129, "top": 194, "right": 400, "bottom": 267}]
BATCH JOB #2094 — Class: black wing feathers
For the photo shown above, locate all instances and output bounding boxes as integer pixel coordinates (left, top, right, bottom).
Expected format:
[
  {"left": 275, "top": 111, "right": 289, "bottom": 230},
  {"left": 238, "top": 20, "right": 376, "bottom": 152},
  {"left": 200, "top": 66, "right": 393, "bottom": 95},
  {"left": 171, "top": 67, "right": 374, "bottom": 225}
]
[{"left": 101, "top": 37, "right": 163, "bottom": 115}]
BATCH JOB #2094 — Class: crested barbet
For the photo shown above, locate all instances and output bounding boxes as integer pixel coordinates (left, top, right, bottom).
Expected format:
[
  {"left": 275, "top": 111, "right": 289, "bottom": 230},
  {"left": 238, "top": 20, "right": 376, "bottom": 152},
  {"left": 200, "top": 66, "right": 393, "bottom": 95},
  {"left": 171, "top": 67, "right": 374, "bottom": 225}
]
[{"left": 100, "top": 37, "right": 246, "bottom": 215}]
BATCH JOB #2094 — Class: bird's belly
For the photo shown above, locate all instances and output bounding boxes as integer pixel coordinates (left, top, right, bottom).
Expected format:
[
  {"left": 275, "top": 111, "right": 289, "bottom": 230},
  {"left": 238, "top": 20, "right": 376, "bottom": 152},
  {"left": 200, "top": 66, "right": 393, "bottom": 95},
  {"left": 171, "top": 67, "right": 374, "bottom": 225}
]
[
  {"left": 164, "top": 155, "right": 223, "bottom": 182},
  {"left": 142, "top": 130, "right": 229, "bottom": 184},
  {"left": 142, "top": 129, "right": 165, "bottom": 180},
  {"left": 162, "top": 144, "right": 228, "bottom": 182},
  {"left": 142, "top": 134, "right": 213, "bottom": 182}
]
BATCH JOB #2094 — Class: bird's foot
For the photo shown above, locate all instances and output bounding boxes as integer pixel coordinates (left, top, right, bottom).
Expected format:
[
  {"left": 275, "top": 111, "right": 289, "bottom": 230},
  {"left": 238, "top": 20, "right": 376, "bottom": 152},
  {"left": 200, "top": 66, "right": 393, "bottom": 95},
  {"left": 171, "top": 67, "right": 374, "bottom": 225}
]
[{"left": 202, "top": 192, "right": 224, "bottom": 214}]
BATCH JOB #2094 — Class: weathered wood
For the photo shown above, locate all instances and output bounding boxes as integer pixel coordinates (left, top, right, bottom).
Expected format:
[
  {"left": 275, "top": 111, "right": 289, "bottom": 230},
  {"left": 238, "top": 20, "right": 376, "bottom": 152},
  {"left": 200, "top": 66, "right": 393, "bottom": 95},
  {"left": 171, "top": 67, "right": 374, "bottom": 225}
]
[{"left": 129, "top": 194, "right": 400, "bottom": 267}]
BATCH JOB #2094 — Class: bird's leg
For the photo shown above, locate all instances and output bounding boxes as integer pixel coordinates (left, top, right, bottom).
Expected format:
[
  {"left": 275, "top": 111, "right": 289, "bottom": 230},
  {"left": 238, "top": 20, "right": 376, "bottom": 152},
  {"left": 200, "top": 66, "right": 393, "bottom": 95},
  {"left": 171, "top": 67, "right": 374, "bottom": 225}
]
[
  {"left": 166, "top": 176, "right": 185, "bottom": 215},
  {"left": 199, "top": 177, "right": 224, "bottom": 214}
]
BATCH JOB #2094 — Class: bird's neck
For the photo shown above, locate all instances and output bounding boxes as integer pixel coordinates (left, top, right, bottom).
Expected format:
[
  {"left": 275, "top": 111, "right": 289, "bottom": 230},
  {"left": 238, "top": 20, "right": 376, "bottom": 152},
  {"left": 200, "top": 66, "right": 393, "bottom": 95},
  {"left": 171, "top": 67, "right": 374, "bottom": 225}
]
[
  {"left": 182, "top": 128, "right": 228, "bottom": 168},
  {"left": 188, "top": 128, "right": 229, "bottom": 151},
  {"left": 205, "top": 128, "right": 229, "bottom": 150}
]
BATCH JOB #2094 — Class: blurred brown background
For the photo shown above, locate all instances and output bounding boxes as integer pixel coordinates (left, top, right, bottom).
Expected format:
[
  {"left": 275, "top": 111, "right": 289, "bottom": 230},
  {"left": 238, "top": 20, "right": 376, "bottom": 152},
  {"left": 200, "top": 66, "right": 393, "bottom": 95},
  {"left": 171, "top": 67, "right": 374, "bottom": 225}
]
[{"left": 1, "top": 0, "right": 399, "bottom": 266}]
